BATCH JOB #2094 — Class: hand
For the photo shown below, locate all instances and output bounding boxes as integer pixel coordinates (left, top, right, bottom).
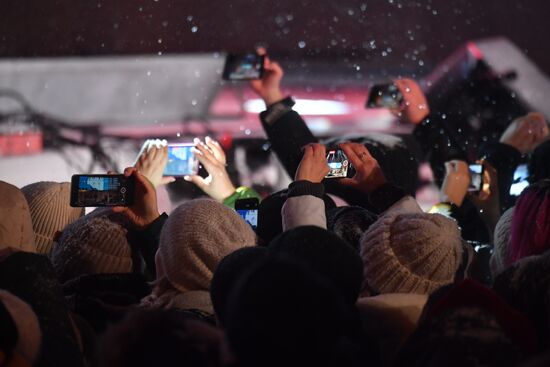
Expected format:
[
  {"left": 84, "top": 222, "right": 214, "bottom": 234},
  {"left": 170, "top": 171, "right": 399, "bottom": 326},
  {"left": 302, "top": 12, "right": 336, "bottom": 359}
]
[
  {"left": 250, "top": 47, "right": 284, "bottom": 106},
  {"left": 394, "top": 78, "right": 430, "bottom": 125},
  {"left": 500, "top": 112, "right": 549, "bottom": 154},
  {"left": 184, "top": 137, "right": 236, "bottom": 201},
  {"left": 134, "top": 139, "right": 175, "bottom": 188},
  {"left": 440, "top": 160, "right": 470, "bottom": 206},
  {"left": 295, "top": 143, "right": 329, "bottom": 183},
  {"left": 468, "top": 161, "right": 500, "bottom": 238},
  {"left": 112, "top": 167, "right": 160, "bottom": 228},
  {"left": 338, "top": 143, "right": 386, "bottom": 193}
]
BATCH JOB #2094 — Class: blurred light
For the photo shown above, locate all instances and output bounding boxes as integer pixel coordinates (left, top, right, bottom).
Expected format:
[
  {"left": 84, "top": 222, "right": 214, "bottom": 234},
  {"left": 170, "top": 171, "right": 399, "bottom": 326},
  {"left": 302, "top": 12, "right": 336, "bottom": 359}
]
[{"left": 243, "top": 98, "right": 351, "bottom": 115}]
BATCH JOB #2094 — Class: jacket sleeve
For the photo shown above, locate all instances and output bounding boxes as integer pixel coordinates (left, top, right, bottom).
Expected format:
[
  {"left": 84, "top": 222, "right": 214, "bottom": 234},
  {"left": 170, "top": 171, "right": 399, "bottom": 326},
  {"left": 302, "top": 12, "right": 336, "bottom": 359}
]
[
  {"left": 260, "top": 97, "right": 318, "bottom": 178},
  {"left": 281, "top": 180, "right": 327, "bottom": 231}
]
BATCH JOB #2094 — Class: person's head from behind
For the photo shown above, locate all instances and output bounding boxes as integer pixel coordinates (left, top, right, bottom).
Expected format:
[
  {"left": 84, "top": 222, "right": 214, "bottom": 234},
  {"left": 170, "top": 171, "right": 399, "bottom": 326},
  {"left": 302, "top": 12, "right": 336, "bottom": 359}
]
[
  {"left": 508, "top": 179, "right": 550, "bottom": 266},
  {"left": 51, "top": 213, "right": 133, "bottom": 283},
  {"left": 529, "top": 139, "right": 550, "bottom": 184},
  {"left": 268, "top": 226, "right": 363, "bottom": 306},
  {"left": 395, "top": 279, "right": 537, "bottom": 367},
  {"left": 99, "top": 309, "right": 223, "bottom": 367},
  {"left": 0, "top": 290, "right": 41, "bottom": 367},
  {"left": 153, "top": 199, "right": 256, "bottom": 298},
  {"left": 225, "top": 255, "right": 352, "bottom": 367},
  {"left": 21, "top": 181, "right": 84, "bottom": 255},
  {"left": 326, "top": 206, "right": 378, "bottom": 252},
  {"left": 360, "top": 211, "right": 466, "bottom": 296},
  {"left": 0, "top": 181, "right": 36, "bottom": 253},
  {"left": 210, "top": 246, "right": 268, "bottom": 327}
]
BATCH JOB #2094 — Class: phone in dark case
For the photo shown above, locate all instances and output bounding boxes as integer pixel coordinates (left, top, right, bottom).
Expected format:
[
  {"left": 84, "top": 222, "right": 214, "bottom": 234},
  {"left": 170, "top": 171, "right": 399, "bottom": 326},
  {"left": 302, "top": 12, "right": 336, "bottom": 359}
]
[
  {"left": 325, "top": 148, "right": 353, "bottom": 179},
  {"left": 222, "top": 53, "right": 265, "bottom": 81},
  {"left": 366, "top": 83, "right": 404, "bottom": 109},
  {"left": 70, "top": 174, "right": 135, "bottom": 207},
  {"left": 164, "top": 143, "right": 199, "bottom": 176},
  {"left": 235, "top": 198, "right": 259, "bottom": 230},
  {"left": 468, "top": 164, "right": 485, "bottom": 193}
]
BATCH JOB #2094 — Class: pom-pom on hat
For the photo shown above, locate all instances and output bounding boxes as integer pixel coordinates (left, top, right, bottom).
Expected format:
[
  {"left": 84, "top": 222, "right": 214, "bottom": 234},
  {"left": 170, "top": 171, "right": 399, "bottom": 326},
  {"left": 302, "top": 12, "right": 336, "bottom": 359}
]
[{"left": 360, "top": 211, "right": 463, "bottom": 295}]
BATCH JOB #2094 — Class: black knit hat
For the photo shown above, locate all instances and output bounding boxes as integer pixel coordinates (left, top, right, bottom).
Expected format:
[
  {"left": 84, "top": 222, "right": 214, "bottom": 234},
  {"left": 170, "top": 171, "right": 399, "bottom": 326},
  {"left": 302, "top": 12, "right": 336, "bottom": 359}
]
[
  {"left": 210, "top": 247, "right": 268, "bottom": 326},
  {"left": 225, "top": 255, "right": 351, "bottom": 367},
  {"left": 268, "top": 226, "right": 363, "bottom": 306},
  {"left": 326, "top": 206, "right": 378, "bottom": 252}
]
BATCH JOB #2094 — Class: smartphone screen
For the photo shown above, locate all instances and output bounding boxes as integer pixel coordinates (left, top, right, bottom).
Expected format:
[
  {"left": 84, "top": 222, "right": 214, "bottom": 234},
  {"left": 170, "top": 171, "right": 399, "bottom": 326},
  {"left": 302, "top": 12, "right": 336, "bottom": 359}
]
[
  {"left": 164, "top": 143, "right": 199, "bottom": 176},
  {"left": 70, "top": 174, "right": 134, "bottom": 207},
  {"left": 510, "top": 164, "right": 529, "bottom": 196},
  {"left": 325, "top": 149, "right": 350, "bottom": 179},
  {"left": 235, "top": 198, "right": 259, "bottom": 230},
  {"left": 366, "top": 83, "right": 404, "bottom": 109},
  {"left": 222, "top": 54, "right": 265, "bottom": 81},
  {"left": 468, "top": 164, "right": 484, "bottom": 192}
]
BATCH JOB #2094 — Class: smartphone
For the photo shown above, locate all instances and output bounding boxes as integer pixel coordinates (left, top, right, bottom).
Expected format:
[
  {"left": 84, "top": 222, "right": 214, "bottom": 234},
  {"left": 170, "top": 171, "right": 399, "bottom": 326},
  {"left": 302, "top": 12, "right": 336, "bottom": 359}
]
[
  {"left": 325, "top": 149, "right": 352, "bottom": 179},
  {"left": 222, "top": 53, "right": 265, "bottom": 81},
  {"left": 468, "top": 164, "right": 484, "bottom": 192},
  {"left": 70, "top": 174, "right": 134, "bottom": 207},
  {"left": 510, "top": 164, "right": 529, "bottom": 196},
  {"left": 366, "top": 83, "right": 404, "bottom": 109},
  {"left": 164, "top": 143, "right": 199, "bottom": 176},
  {"left": 235, "top": 198, "right": 259, "bottom": 230}
]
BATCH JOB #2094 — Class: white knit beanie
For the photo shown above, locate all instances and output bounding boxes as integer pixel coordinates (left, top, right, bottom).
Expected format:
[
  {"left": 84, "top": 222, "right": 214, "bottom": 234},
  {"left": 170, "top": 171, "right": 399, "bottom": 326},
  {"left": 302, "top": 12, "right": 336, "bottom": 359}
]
[
  {"left": 0, "top": 181, "right": 36, "bottom": 253},
  {"left": 156, "top": 198, "right": 256, "bottom": 294},
  {"left": 21, "top": 182, "right": 84, "bottom": 255},
  {"left": 360, "top": 211, "right": 463, "bottom": 295},
  {"left": 0, "top": 290, "right": 42, "bottom": 365},
  {"left": 51, "top": 214, "right": 133, "bottom": 282},
  {"left": 490, "top": 206, "right": 515, "bottom": 278}
]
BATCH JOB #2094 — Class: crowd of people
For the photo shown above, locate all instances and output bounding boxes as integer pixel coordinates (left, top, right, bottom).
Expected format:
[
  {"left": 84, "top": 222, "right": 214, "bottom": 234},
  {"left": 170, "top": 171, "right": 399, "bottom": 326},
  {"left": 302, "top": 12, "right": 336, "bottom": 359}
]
[{"left": 1, "top": 50, "right": 550, "bottom": 367}]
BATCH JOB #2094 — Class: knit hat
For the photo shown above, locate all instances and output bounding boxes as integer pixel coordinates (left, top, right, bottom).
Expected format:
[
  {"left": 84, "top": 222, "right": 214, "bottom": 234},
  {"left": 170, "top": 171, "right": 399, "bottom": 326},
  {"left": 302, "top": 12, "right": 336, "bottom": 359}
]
[
  {"left": 156, "top": 198, "right": 256, "bottom": 294},
  {"left": 395, "top": 279, "right": 537, "bottom": 367},
  {"left": 490, "top": 206, "right": 515, "bottom": 277},
  {"left": 211, "top": 246, "right": 268, "bottom": 326},
  {"left": 269, "top": 226, "right": 364, "bottom": 305},
  {"left": 0, "top": 290, "right": 42, "bottom": 365},
  {"left": 360, "top": 211, "right": 463, "bottom": 295},
  {"left": 493, "top": 251, "right": 550, "bottom": 345},
  {"left": 51, "top": 214, "right": 133, "bottom": 283},
  {"left": 326, "top": 206, "right": 378, "bottom": 252},
  {"left": 21, "top": 181, "right": 84, "bottom": 255},
  {"left": 0, "top": 181, "right": 36, "bottom": 253},
  {"left": 225, "top": 255, "right": 350, "bottom": 367}
]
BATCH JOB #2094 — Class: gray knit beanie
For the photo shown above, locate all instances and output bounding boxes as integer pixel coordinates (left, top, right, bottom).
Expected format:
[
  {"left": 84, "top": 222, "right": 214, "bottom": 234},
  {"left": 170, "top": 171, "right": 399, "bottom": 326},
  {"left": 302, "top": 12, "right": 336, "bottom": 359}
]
[
  {"left": 51, "top": 214, "right": 133, "bottom": 282},
  {"left": 360, "top": 211, "right": 463, "bottom": 295},
  {"left": 21, "top": 182, "right": 84, "bottom": 255},
  {"left": 156, "top": 198, "right": 256, "bottom": 294},
  {"left": 490, "top": 207, "right": 515, "bottom": 278},
  {"left": 0, "top": 181, "right": 36, "bottom": 253}
]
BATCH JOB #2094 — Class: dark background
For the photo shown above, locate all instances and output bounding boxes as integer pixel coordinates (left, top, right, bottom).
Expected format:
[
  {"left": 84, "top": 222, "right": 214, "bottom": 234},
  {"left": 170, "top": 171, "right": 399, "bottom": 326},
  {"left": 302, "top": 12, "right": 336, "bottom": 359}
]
[{"left": 1, "top": 0, "right": 549, "bottom": 77}]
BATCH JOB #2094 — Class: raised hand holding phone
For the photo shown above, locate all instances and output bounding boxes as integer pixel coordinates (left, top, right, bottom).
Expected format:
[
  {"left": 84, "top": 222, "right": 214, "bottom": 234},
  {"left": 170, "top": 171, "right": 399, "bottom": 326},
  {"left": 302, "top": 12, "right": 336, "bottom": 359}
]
[
  {"left": 337, "top": 143, "right": 387, "bottom": 193},
  {"left": 134, "top": 139, "right": 175, "bottom": 188},
  {"left": 112, "top": 167, "right": 160, "bottom": 228},
  {"left": 250, "top": 47, "right": 284, "bottom": 106},
  {"left": 295, "top": 143, "right": 329, "bottom": 183},
  {"left": 184, "top": 137, "right": 237, "bottom": 202}
]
